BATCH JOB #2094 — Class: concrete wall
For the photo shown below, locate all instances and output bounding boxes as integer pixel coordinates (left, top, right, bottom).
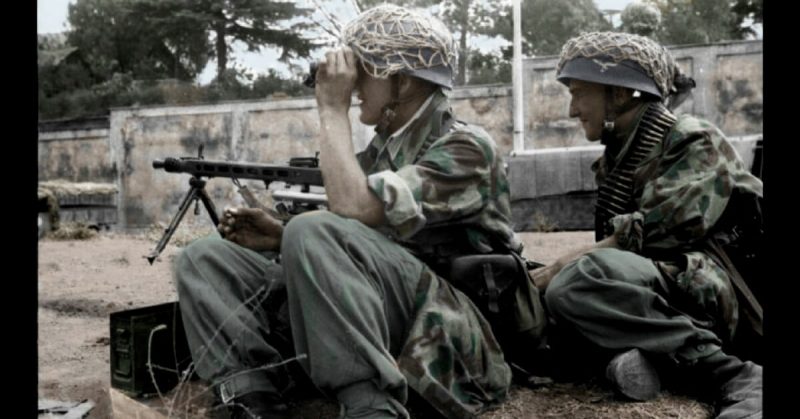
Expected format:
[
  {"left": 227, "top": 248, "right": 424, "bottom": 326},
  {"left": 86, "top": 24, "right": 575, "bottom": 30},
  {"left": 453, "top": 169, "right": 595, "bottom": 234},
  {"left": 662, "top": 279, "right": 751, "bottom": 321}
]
[
  {"left": 39, "top": 40, "right": 762, "bottom": 231},
  {"left": 38, "top": 127, "right": 116, "bottom": 183}
]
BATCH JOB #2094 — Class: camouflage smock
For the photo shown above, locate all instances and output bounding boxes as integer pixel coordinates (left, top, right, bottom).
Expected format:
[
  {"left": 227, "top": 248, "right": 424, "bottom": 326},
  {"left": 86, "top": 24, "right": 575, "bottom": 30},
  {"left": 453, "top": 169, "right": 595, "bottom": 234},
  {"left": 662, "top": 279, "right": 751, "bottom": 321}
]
[
  {"left": 594, "top": 104, "right": 763, "bottom": 345},
  {"left": 356, "top": 89, "right": 516, "bottom": 418}
]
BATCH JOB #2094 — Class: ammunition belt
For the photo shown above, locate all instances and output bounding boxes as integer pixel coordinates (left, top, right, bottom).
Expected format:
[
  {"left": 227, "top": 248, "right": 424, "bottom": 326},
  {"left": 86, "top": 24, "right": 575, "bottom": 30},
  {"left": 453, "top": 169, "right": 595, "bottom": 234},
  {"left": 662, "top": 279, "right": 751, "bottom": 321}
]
[{"left": 596, "top": 102, "right": 677, "bottom": 238}]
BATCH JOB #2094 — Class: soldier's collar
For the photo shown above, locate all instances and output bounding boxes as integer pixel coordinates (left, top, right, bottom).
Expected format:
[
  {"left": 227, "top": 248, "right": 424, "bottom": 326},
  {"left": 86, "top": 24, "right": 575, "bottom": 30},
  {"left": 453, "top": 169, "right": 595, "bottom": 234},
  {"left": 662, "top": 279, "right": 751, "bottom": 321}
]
[{"left": 382, "top": 91, "right": 446, "bottom": 162}]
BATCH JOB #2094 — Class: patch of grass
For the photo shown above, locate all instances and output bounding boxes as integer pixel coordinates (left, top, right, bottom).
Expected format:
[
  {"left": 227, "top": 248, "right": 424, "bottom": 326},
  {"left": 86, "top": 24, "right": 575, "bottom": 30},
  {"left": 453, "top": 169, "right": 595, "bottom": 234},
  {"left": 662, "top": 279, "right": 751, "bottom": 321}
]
[
  {"left": 533, "top": 211, "right": 559, "bottom": 233},
  {"left": 47, "top": 222, "right": 98, "bottom": 241}
]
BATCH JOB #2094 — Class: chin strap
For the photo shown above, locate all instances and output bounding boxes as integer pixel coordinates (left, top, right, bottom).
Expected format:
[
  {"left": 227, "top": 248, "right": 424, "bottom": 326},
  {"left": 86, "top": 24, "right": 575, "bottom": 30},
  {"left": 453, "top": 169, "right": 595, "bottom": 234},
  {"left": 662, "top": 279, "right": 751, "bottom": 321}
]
[
  {"left": 376, "top": 75, "right": 401, "bottom": 135},
  {"left": 376, "top": 74, "right": 437, "bottom": 136},
  {"left": 603, "top": 85, "right": 617, "bottom": 133},
  {"left": 603, "top": 85, "right": 644, "bottom": 136}
]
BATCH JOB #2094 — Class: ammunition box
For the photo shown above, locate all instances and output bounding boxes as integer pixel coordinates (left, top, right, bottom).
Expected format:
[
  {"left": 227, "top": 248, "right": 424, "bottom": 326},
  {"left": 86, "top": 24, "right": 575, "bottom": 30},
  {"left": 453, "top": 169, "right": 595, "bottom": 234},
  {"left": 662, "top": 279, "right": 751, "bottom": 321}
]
[{"left": 109, "top": 301, "right": 192, "bottom": 397}]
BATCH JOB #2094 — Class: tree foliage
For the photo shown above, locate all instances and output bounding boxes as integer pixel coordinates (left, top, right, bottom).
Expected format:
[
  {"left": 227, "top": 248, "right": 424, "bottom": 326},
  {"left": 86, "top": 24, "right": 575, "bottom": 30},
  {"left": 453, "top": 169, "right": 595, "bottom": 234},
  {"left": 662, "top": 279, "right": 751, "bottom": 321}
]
[
  {"left": 41, "top": 0, "right": 316, "bottom": 120},
  {"left": 644, "top": 0, "right": 761, "bottom": 45},
  {"left": 129, "top": 0, "right": 315, "bottom": 81},
  {"left": 67, "top": 0, "right": 209, "bottom": 82},
  {"left": 466, "top": 49, "right": 511, "bottom": 85},
  {"left": 620, "top": 2, "right": 662, "bottom": 38},
  {"left": 38, "top": 70, "right": 311, "bottom": 121},
  {"left": 492, "top": 0, "right": 610, "bottom": 58},
  {"left": 731, "top": 0, "right": 762, "bottom": 38}
]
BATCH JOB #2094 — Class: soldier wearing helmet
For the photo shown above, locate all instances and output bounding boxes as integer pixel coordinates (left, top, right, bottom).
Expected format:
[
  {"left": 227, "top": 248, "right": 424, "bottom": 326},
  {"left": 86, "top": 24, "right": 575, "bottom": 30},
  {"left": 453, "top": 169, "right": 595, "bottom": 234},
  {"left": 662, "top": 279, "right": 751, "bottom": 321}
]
[
  {"left": 531, "top": 32, "right": 763, "bottom": 418},
  {"left": 174, "top": 4, "right": 521, "bottom": 418}
]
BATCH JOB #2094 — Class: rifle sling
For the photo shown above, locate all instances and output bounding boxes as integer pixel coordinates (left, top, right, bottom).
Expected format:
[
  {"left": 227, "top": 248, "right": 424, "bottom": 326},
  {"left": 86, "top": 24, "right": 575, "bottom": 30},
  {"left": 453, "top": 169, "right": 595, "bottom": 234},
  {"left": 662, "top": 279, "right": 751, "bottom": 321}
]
[{"left": 704, "top": 237, "right": 764, "bottom": 337}]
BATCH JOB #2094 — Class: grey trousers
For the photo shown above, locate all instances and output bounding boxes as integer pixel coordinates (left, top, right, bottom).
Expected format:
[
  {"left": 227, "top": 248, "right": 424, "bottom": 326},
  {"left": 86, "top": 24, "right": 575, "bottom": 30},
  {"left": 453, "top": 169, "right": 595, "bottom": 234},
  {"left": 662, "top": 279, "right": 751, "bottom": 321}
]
[
  {"left": 544, "top": 248, "right": 723, "bottom": 365},
  {"left": 175, "top": 211, "right": 423, "bottom": 417}
]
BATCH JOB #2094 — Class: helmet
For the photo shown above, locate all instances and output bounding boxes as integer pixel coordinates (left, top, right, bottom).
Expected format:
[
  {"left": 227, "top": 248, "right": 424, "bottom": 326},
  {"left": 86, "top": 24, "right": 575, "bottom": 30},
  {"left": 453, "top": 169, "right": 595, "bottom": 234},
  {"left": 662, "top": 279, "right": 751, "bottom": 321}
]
[
  {"left": 341, "top": 4, "right": 458, "bottom": 89},
  {"left": 556, "top": 31, "right": 688, "bottom": 100}
]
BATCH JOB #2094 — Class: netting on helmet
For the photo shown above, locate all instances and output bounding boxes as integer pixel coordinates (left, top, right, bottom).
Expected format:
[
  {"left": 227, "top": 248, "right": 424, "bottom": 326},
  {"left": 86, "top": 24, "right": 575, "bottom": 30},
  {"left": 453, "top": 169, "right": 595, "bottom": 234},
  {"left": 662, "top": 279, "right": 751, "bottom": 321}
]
[
  {"left": 341, "top": 4, "right": 457, "bottom": 80},
  {"left": 557, "top": 31, "right": 680, "bottom": 97}
]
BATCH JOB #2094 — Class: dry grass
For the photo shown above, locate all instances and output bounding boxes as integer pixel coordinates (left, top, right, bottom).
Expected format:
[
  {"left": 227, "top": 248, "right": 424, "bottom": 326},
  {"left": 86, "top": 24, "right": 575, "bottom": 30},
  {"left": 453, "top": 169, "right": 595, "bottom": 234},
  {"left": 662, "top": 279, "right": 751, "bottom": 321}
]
[
  {"left": 481, "top": 383, "right": 711, "bottom": 419},
  {"left": 38, "top": 231, "right": 715, "bottom": 419},
  {"left": 38, "top": 179, "right": 118, "bottom": 198},
  {"left": 47, "top": 222, "right": 99, "bottom": 241}
]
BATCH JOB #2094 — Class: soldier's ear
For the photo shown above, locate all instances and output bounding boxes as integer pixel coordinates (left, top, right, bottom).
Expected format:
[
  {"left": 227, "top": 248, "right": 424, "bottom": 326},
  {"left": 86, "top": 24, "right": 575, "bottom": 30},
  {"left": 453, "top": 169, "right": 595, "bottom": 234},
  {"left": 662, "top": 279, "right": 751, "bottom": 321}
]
[
  {"left": 397, "top": 73, "right": 413, "bottom": 96},
  {"left": 613, "top": 86, "right": 636, "bottom": 106}
]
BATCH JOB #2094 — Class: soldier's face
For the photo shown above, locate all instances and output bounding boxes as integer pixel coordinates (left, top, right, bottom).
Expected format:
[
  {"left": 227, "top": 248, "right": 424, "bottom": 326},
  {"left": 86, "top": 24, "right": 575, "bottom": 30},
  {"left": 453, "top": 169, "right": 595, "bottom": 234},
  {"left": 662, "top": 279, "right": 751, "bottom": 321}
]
[
  {"left": 568, "top": 79, "right": 607, "bottom": 141},
  {"left": 355, "top": 64, "right": 393, "bottom": 126}
]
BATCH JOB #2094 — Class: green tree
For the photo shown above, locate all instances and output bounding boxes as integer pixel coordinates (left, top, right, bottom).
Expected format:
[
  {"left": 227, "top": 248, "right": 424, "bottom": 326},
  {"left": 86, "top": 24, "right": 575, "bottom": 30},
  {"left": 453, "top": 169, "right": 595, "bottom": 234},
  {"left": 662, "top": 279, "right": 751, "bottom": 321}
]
[
  {"left": 620, "top": 2, "right": 662, "bottom": 38},
  {"left": 493, "top": 0, "right": 611, "bottom": 57},
  {"left": 251, "top": 69, "right": 309, "bottom": 98},
  {"left": 131, "top": 0, "right": 315, "bottom": 82},
  {"left": 645, "top": 0, "right": 757, "bottom": 45},
  {"left": 466, "top": 49, "right": 511, "bottom": 85},
  {"left": 731, "top": 0, "right": 762, "bottom": 38},
  {"left": 67, "top": 0, "right": 209, "bottom": 81}
]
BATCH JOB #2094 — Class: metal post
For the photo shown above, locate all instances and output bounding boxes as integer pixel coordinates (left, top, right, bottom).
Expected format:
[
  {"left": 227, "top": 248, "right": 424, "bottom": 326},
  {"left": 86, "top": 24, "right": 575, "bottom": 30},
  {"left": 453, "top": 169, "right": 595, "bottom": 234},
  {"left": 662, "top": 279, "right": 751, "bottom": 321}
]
[{"left": 512, "top": 0, "right": 525, "bottom": 153}]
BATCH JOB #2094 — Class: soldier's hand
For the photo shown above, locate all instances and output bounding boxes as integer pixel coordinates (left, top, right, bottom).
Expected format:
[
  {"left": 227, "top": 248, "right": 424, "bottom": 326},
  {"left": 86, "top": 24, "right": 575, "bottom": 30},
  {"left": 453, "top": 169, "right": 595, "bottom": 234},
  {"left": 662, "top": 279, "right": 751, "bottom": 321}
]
[
  {"left": 315, "top": 46, "right": 358, "bottom": 113},
  {"left": 218, "top": 207, "right": 283, "bottom": 251},
  {"left": 528, "top": 262, "right": 567, "bottom": 291}
]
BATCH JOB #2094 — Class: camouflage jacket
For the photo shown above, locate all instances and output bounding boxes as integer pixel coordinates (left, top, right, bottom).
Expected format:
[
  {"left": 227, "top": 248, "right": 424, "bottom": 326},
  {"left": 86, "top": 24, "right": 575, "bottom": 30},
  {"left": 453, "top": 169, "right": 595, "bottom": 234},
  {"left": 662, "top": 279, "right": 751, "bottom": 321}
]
[
  {"left": 357, "top": 90, "right": 515, "bottom": 418},
  {"left": 594, "top": 104, "right": 763, "bottom": 345}
]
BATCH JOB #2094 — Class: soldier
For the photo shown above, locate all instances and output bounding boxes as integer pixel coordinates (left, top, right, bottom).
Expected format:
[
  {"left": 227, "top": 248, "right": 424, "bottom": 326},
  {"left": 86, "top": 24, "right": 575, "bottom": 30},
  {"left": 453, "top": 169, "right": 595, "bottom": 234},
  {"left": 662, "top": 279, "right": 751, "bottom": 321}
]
[
  {"left": 174, "top": 4, "right": 525, "bottom": 419},
  {"left": 530, "top": 32, "right": 763, "bottom": 418}
]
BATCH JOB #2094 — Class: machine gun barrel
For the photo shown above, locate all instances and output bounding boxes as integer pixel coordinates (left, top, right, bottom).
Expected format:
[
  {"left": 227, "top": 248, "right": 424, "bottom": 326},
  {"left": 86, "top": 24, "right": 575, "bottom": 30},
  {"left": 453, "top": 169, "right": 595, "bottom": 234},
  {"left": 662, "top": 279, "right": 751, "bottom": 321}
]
[
  {"left": 146, "top": 154, "right": 324, "bottom": 265},
  {"left": 152, "top": 158, "right": 324, "bottom": 187}
]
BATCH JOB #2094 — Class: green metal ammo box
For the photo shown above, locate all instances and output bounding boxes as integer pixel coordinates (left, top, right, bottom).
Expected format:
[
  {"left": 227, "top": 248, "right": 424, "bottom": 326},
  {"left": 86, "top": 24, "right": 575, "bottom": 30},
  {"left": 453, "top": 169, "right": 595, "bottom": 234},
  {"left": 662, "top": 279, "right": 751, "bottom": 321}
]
[{"left": 109, "top": 301, "right": 193, "bottom": 396}]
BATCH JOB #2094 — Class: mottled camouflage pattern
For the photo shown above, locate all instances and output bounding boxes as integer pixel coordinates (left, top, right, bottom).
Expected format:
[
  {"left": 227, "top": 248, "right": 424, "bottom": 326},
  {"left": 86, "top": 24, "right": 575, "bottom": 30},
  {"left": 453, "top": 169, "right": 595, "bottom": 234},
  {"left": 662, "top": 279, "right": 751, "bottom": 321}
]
[
  {"left": 595, "top": 111, "right": 763, "bottom": 342},
  {"left": 357, "top": 90, "right": 515, "bottom": 417},
  {"left": 398, "top": 267, "right": 511, "bottom": 418},
  {"left": 359, "top": 90, "right": 521, "bottom": 255}
]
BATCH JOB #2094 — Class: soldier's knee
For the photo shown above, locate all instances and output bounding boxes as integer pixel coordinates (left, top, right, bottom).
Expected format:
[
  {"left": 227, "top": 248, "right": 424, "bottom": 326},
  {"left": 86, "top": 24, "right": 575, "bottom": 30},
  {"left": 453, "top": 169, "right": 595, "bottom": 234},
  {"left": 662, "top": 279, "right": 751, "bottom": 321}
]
[
  {"left": 281, "top": 211, "right": 345, "bottom": 257},
  {"left": 544, "top": 270, "right": 571, "bottom": 319},
  {"left": 174, "top": 235, "right": 227, "bottom": 285},
  {"left": 544, "top": 254, "right": 596, "bottom": 319}
]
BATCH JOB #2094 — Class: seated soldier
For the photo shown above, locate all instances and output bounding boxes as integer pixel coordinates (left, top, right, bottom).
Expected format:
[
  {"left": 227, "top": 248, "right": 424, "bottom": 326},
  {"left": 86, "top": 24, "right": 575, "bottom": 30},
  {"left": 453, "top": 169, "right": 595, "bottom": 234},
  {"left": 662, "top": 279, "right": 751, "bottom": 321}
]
[
  {"left": 174, "top": 4, "right": 528, "bottom": 419},
  {"left": 530, "top": 32, "right": 763, "bottom": 419}
]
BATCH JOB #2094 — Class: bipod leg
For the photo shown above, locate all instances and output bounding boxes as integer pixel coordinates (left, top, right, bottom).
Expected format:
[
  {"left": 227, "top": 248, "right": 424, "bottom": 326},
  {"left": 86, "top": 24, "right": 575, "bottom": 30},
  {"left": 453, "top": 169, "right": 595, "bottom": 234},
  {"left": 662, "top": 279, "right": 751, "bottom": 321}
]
[
  {"left": 191, "top": 177, "right": 220, "bottom": 226},
  {"left": 146, "top": 177, "right": 205, "bottom": 264}
]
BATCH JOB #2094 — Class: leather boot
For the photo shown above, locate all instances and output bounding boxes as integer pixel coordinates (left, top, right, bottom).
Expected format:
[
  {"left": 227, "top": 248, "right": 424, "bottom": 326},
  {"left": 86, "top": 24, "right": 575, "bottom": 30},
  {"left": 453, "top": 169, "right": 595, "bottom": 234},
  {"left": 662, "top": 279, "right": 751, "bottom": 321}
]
[
  {"left": 605, "top": 348, "right": 661, "bottom": 401},
  {"left": 695, "top": 350, "right": 762, "bottom": 419}
]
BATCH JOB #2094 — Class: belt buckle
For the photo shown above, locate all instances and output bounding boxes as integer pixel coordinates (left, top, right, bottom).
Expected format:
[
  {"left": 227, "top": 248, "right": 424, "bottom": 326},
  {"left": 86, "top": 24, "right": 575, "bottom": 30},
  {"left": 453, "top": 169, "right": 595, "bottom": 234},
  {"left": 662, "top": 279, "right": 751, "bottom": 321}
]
[{"left": 218, "top": 381, "right": 235, "bottom": 404}]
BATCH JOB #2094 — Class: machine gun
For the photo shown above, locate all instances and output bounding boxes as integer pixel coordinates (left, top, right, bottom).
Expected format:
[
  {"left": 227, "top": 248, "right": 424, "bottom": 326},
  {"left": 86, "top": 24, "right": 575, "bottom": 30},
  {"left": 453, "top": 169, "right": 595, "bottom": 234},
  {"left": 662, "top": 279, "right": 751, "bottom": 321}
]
[{"left": 146, "top": 146, "right": 325, "bottom": 264}]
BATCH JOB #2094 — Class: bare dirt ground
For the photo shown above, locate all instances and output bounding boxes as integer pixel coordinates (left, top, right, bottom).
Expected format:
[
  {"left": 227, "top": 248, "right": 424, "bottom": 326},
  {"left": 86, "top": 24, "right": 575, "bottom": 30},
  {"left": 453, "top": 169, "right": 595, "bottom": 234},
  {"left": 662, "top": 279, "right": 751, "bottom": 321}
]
[{"left": 38, "top": 230, "right": 713, "bottom": 418}]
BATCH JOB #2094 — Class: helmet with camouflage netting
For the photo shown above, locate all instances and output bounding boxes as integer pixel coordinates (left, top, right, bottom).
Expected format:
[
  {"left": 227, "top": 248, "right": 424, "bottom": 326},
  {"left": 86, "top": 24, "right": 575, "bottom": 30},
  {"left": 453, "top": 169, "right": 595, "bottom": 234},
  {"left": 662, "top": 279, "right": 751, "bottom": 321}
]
[
  {"left": 341, "top": 4, "right": 458, "bottom": 89},
  {"left": 556, "top": 31, "right": 694, "bottom": 102}
]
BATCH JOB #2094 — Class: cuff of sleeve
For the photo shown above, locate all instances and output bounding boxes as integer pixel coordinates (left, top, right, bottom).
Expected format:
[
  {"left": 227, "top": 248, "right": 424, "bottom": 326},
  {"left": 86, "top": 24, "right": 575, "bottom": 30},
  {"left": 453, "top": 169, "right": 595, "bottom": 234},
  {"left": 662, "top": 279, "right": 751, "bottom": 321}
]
[
  {"left": 367, "top": 170, "right": 426, "bottom": 239},
  {"left": 610, "top": 212, "right": 645, "bottom": 253}
]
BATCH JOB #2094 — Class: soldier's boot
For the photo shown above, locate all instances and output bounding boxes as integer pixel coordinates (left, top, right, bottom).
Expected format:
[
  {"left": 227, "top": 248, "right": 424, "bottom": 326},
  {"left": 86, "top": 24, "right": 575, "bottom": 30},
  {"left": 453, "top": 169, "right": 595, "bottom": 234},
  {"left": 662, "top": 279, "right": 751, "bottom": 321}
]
[
  {"left": 605, "top": 348, "right": 661, "bottom": 401},
  {"left": 695, "top": 350, "right": 762, "bottom": 419}
]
